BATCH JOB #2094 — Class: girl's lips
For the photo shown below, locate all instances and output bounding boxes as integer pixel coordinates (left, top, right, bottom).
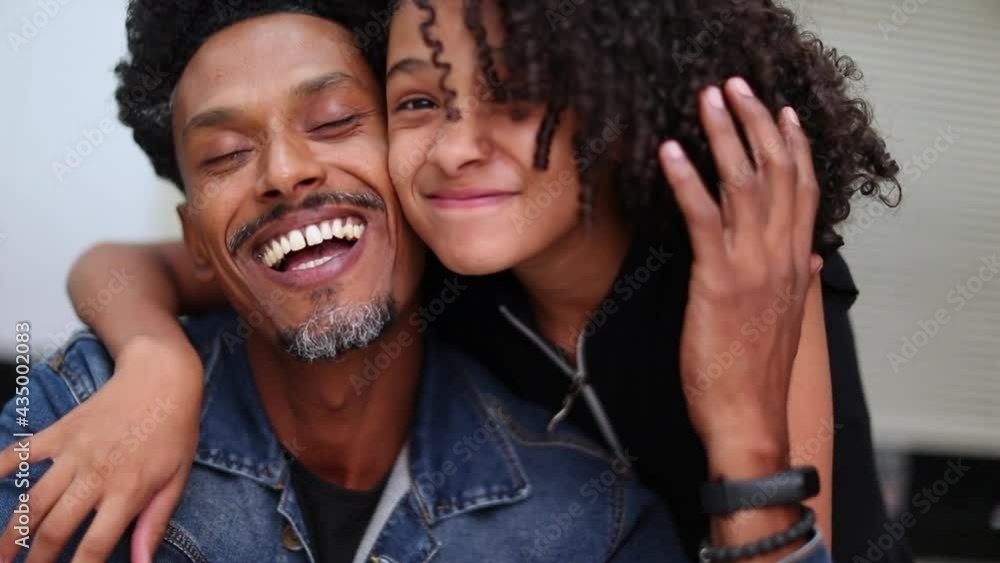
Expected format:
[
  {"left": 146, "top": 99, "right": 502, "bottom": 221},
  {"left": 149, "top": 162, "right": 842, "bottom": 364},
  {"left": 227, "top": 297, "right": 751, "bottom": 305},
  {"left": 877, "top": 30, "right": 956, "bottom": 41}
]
[{"left": 427, "top": 192, "right": 518, "bottom": 209}]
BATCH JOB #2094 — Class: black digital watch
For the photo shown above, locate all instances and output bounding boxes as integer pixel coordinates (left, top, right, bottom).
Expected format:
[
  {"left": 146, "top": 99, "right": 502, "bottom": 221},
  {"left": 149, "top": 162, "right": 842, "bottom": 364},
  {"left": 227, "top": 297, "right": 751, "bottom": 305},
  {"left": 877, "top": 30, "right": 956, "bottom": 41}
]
[{"left": 700, "top": 466, "right": 820, "bottom": 515}]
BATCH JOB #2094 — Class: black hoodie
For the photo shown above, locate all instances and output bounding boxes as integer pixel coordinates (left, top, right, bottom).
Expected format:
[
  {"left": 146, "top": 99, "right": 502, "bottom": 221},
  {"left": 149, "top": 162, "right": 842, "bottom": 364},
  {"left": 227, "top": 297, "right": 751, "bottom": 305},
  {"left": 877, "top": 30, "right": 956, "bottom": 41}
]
[{"left": 425, "top": 234, "right": 911, "bottom": 563}]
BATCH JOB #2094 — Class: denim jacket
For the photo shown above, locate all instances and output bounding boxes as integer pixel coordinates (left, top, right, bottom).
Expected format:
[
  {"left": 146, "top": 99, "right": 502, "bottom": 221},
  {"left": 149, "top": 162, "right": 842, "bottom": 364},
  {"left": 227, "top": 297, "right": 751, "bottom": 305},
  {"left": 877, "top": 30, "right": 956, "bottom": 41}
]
[{"left": 1, "top": 312, "right": 832, "bottom": 563}]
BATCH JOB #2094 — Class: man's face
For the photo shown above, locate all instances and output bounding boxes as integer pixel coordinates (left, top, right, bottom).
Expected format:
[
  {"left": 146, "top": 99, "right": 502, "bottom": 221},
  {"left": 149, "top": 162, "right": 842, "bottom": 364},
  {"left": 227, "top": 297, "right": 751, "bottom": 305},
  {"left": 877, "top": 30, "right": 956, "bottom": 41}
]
[{"left": 172, "top": 13, "right": 424, "bottom": 360}]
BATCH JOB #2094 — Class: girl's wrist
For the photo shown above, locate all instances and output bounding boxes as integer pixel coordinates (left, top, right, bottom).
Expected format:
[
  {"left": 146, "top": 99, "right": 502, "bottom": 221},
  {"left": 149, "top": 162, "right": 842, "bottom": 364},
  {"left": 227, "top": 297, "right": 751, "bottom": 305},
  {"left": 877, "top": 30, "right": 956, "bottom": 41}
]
[
  {"left": 118, "top": 334, "right": 205, "bottom": 387},
  {"left": 701, "top": 417, "right": 791, "bottom": 480},
  {"left": 706, "top": 443, "right": 789, "bottom": 481}
]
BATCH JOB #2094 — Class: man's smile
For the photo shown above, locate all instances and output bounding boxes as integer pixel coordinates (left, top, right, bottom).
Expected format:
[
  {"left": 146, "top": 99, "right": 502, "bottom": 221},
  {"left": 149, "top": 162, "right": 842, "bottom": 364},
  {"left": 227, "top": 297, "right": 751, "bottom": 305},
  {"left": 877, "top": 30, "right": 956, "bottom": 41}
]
[
  {"left": 256, "top": 215, "right": 367, "bottom": 271},
  {"left": 236, "top": 195, "right": 387, "bottom": 291}
]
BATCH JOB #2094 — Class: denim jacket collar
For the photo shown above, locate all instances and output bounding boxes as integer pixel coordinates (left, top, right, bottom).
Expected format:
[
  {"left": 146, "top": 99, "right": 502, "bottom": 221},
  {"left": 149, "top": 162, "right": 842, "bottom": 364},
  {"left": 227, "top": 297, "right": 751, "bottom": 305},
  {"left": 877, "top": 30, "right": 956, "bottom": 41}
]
[
  {"left": 189, "top": 313, "right": 532, "bottom": 527},
  {"left": 191, "top": 329, "right": 288, "bottom": 489},
  {"left": 406, "top": 340, "right": 530, "bottom": 523}
]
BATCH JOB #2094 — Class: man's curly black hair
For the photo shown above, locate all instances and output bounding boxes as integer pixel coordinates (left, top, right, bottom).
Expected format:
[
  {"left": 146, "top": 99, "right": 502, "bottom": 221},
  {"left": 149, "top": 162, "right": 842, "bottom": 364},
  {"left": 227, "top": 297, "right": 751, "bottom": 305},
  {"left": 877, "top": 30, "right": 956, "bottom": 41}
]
[
  {"left": 414, "top": 0, "right": 902, "bottom": 251},
  {"left": 114, "top": 0, "right": 389, "bottom": 191}
]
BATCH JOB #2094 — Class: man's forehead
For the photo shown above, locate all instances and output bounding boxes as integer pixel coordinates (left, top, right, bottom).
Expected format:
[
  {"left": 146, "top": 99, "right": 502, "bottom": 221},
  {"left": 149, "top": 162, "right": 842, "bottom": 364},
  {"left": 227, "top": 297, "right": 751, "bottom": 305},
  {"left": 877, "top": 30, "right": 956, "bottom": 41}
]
[
  {"left": 177, "top": 14, "right": 370, "bottom": 93},
  {"left": 172, "top": 15, "right": 377, "bottom": 118}
]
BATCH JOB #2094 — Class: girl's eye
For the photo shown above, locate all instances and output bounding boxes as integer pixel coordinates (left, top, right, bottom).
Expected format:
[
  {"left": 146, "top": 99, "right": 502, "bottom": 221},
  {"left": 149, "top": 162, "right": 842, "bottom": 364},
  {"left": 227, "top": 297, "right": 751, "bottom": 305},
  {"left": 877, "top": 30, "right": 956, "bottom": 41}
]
[
  {"left": 203, "top": 149, "right": 250, "bottom": 167},
  {"left": 396, "top": 98, "right": 438, "bottom": 112},
  {"left": 509, "top": 105, "right": 531, "bottom": 121}
]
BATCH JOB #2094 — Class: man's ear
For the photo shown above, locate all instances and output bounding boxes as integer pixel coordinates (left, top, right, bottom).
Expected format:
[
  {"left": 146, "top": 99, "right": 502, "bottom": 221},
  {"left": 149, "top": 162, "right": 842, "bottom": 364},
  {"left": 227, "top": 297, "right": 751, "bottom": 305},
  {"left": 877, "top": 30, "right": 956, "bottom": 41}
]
[{"left": 177, "top": 203, "right": 216, "bottom": 282}]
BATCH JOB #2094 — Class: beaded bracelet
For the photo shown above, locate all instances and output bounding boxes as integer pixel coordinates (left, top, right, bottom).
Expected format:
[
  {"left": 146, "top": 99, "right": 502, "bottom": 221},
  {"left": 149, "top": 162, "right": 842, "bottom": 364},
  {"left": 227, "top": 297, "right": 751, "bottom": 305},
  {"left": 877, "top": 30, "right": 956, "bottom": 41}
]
[{"left": 698, "top": 505, "right": 816, "bottom": 563}]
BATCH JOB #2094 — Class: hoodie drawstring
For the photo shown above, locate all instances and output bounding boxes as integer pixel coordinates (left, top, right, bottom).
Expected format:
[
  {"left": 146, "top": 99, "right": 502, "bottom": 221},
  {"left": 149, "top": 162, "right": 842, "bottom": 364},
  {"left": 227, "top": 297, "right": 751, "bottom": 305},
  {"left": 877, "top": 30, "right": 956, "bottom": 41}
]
[{"left": 498, "top": 305, "right": 626, "bottom": 460}]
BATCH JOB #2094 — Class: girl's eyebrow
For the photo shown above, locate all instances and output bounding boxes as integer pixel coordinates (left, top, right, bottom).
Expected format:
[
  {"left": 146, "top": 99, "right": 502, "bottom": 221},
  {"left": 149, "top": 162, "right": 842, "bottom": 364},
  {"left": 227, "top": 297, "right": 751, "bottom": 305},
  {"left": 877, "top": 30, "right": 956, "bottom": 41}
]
[{"left": 386, "top": 58, "right": 432, "bottom": 81}]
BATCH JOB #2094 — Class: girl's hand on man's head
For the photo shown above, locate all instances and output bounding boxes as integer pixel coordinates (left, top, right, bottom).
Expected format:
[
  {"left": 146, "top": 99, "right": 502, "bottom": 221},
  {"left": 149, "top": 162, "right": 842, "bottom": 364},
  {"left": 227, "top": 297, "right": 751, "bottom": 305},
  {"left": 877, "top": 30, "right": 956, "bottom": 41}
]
[{"left": 658, "top": 77, "right": 823, "bottom": 476}]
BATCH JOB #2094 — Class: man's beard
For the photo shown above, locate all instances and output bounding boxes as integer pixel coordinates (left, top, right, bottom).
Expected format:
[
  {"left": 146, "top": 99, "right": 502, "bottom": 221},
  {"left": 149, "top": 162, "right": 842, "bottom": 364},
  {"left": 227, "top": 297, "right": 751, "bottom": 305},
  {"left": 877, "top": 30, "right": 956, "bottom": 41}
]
[{"left": 278, "top": 296, "right": 396, "bottom": 362}]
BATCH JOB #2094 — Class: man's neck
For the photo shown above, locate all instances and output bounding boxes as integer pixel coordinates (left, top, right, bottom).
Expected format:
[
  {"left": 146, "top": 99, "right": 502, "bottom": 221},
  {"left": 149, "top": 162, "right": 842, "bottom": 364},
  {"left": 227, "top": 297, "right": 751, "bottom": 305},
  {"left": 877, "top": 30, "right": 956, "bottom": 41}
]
[{"left": 247, "top": 313, "right": 423, "bottom": 490}]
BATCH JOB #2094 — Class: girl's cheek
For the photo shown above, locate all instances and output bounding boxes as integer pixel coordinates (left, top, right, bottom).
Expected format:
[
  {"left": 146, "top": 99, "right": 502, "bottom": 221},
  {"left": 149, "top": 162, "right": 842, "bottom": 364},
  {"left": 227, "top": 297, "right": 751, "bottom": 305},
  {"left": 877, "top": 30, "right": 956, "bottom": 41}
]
[
  {"left": 389, "top": 133, "right": 433, "bottom": 189},
  {"left": 386, "top": 139, "right": 406, "bottom": 182}
]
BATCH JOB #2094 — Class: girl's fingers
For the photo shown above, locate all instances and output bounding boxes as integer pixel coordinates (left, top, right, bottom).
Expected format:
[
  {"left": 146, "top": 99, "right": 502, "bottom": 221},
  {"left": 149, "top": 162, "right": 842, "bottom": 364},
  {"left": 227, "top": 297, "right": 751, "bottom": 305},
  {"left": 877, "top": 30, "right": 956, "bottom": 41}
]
[
  {"left": 699, "top": 86, "right": 761, "bottom": 234},
  {"left": 659, "top": 141, "right": 726, "bottom": 267},
  {"left": 810, "top": 254, "right": 824, "bottom": 277},
  {"left": 783, "top": 107, "right": 821, "bottom": 261},
  {"left": 766, "top": 107, "right": 802, "bottom": 240},
  {"left": 0, "top": 461, "right": 74, "bottom": 561},
  {"left": 26, "top": 494, "right": 93, "bottom": 563},
  {"left": 0, "top": 429, "right": 58, "bottom": 477},
  {"left": 25, "top": 487, "right": 97, "bottom": 563},
  {"left": 71, "top": 496, "right": 136, "bottom": 563},
  {"left": 723, "top": 77, "right": 796, "bottom": 224},
  {"left": 131, "top": 471, "right": 188, "bottom": 563}
]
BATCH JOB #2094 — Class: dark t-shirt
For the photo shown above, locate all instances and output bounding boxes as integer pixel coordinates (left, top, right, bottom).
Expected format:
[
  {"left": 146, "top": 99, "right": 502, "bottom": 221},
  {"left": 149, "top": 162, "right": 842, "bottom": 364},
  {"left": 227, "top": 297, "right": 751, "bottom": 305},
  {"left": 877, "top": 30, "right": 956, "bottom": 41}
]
[
  {"left": 425, "top": 234, "right": 912, "bottom": 563},
  {"left": 291, "top": 462, "right": 387, "bottom": 563}
]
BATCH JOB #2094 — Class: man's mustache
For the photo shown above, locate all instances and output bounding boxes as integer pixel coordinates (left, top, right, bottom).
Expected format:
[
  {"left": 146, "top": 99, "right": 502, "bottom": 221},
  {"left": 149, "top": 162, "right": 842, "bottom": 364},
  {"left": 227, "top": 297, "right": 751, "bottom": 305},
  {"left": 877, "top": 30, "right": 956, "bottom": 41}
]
[{"left": 228, "top": 191, "right": 386, "bottom": 256}]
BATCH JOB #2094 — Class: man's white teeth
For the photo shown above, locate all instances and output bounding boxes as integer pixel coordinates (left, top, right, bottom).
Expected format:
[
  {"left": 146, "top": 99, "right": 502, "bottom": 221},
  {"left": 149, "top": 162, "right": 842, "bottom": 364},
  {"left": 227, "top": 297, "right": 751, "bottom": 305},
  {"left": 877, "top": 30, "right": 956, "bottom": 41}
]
[
  {"left": 260, "top": 217, "right": 367, "bottom": 268},
  {"left": 289, "top": 230, "right": 307, "bottom": 251},
  {"left": 305, "top": 225, "right": 323, "bottom": 246},
  {"left": 291, "top": 256, "right": 334, "bottom": 272}
]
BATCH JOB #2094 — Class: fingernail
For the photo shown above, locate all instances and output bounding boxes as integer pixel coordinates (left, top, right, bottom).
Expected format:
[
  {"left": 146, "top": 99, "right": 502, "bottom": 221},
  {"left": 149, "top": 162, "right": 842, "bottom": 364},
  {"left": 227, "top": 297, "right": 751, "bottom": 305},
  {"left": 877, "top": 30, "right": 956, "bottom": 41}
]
[
  {"left": 784, "top": 107, "right": 801, "bottom": 127},
  {"left": 663, "top": 141, "right": 685, "bottom": 160},
  {"left": 705, "top": 86, "right": 725, "bottom": 110},
  {"left": 729, "top": 77, "right": 754, "bottom": 98}
]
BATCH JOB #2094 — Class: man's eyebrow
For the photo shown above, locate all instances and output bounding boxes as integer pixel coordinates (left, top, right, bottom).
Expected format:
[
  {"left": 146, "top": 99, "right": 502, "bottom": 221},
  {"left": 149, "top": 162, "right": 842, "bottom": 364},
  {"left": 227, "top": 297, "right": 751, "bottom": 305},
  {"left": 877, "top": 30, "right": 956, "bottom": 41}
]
[
  {"left": 182, "top": 108, "right": 241, "bottom": 141},
  {"left": 180, "top": 72, "right": 359, "bottom": 140},
  {"left": 292, "top": 71, "right": 358, "bottom": 97},
  {"left": 386, "top": 58, "right": 431, "bottom": 81}
]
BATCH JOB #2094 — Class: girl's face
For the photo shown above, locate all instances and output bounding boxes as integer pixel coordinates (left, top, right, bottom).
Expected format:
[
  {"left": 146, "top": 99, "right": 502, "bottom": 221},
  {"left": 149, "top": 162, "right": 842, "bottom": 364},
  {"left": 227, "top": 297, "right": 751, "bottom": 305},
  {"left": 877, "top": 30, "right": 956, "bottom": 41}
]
[{"left": 386, "top": 0, "right": 585, "bottom": 275}]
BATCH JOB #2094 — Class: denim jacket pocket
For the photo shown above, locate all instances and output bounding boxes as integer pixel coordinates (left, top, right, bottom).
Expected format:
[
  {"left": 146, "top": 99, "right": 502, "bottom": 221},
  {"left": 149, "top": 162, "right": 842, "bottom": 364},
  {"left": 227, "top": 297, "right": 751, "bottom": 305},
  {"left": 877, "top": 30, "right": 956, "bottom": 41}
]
[
  {"left": 159, "top": 522, "right": 210, "bottom": 563},
  {"left": 46, "top": 331, "right": 114, "bottom": 406}
]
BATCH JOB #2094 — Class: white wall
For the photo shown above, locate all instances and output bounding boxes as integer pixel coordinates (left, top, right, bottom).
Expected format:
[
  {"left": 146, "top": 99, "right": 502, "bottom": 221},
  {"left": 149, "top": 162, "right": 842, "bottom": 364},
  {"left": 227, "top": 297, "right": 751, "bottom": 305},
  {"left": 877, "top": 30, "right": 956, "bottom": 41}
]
[
  {"left": 794, "top": 0, "right": 1000, "bottom": 456},
  {"left": 0, "top": 0, "right": 184, "bottom": 360}
]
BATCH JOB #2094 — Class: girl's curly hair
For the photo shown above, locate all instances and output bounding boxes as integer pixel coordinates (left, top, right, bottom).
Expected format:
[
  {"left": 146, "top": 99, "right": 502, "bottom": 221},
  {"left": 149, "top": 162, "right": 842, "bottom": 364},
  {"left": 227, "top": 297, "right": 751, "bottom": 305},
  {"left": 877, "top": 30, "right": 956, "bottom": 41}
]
[
  {"left": 415, "top": 0, "right": 902, "bottom": 251},
  {"left": 114, "top": 0, "right": 389, "bottom": 191}
]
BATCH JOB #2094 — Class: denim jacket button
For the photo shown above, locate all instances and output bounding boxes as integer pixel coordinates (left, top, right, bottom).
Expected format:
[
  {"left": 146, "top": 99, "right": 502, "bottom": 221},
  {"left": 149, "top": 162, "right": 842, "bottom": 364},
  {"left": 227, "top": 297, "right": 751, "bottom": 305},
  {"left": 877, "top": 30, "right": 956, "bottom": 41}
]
[{"left": 281, "top": 524, "right": 304, "bottom": 551}]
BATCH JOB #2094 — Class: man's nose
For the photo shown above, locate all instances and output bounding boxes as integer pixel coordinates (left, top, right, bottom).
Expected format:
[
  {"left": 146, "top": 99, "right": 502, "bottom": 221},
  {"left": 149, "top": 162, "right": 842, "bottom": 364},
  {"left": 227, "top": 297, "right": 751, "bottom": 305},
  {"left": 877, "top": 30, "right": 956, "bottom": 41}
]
[
  {"left": 426, "top": 110, "right": 494, "bottom": 177},
  {"left": 256, "top": 134, "right": 327, "bottom": 200}
]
